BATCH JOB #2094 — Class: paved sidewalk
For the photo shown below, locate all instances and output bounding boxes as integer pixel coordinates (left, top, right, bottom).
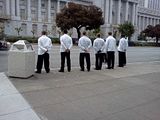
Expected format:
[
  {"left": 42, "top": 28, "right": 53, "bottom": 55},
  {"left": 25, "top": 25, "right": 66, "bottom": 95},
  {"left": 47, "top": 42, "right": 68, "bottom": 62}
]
[{"left": 1, "top": 61, "right": 160, "bottom": 120}]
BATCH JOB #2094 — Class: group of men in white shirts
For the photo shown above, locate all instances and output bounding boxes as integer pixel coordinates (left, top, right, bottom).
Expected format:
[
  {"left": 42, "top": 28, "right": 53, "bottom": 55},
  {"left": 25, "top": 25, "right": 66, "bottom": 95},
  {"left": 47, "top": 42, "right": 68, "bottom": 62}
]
[{"left": 35, "top": 30, "right": 128, "bottom": 74}]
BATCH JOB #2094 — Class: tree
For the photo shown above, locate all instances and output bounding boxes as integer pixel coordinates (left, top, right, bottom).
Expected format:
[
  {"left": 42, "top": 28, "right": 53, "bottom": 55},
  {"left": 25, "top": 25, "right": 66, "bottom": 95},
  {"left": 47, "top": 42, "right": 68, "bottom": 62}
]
[
  {"left": 142, "top": 25, "right": 160, "bottom": 45},
  {"left": 152, "top": 24, "right": 160, "bottom": 45},
  {"left": 31, "top": 30, "right": 36, "bottom": 38},
  {"left": 15, "top": 27, "right": 23, "bottom": 36},
  {"left": 56, "top": 2, "right": 104, "bottom": 39},
  {"left": 118, "top": 21, "right": 135, "bottom": 40}
]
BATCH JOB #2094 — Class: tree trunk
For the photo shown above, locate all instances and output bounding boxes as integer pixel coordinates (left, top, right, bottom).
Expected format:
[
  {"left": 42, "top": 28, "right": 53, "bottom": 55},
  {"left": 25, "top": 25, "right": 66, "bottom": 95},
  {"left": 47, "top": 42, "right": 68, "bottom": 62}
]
[
  {"left": 76, "top": 28, "right": 81, "bottom": 39},
  {"left": 156, "top": 37, "right": 159, "bottom": 46}
]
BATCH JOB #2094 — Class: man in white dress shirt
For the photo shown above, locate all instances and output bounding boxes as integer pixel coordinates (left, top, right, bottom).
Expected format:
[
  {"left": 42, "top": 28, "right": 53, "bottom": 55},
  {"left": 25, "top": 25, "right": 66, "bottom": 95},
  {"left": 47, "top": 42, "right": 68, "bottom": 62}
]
[
  {"left": 36, "top": 31, "right": 52, "bottom": 73},
  {"left": 105, "top": 32, "right": 116, "bottom": 69},
  {"left": 59, "top": 30, "right": 73, "bottom": 72},
  {"left": 93, "top": 33, "right": 105, "bottom": 70},
  {"left": 78, "top": 31, "right": 92, "bottom": 72},
  {"left": 117, "top": 35, "right": 128, "bottom": 67}
]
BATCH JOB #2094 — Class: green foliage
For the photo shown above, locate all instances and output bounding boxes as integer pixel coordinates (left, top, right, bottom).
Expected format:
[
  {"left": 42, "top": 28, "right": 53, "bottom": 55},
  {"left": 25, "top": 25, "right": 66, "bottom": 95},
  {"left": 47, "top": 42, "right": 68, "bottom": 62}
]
[
  {"left": 6, "top": 36, "right": 60, "bottom": 44},
  {"left": 15, "top": 27, "right": 23, "bottom": 36},
  {"left": 56, "top": 2, "right": 104, "bottom": 39},
  {"left": 118, "top": 21, "right": 135, "bottom": 40},
  {"left": 138, "top": 32, "right": 146, "bottom": 41},
  {"left": 6, "top": 36, "right": 38, "bottom": 43},
  {"left": 142, "top": 24, "right": 160, "bottom": 45}
]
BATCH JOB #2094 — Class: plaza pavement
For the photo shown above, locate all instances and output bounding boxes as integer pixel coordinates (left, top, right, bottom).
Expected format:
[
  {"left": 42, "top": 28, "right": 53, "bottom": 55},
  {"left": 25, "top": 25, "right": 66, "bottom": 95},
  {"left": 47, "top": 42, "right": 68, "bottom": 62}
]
[{"left": 1, "top": 61, "right": 160, "bottom": 120}]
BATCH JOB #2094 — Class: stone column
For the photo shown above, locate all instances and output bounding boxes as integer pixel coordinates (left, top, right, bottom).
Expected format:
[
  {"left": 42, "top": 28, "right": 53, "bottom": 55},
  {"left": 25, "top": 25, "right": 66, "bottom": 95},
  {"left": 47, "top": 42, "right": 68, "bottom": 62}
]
[
  {"left": 57, "top": 0, "right": 60, "bottom": 13},
  {"left": 135, "top": 4, "right": 138, "bottom": 26},
  {"left": 146, "top": 17, "right": 149, "bottom": 27},
  {"left": 104, "top": 0, "right": 109, "bottom": 24},
  {"left": 38, "top": 0, "right": 42, "bottom": 22},
  {"left": 142, "top": 16, "right": 145, "bottom": 30},
  {"left": 117, "top": 0, "right": 121, "bottom": 24},
  {"left": 132, "top": 3, "right": 136, "bottom": 25},
  {"left": 138, "top": 16, "right": 141, "bottom": 33},
  {"left": 11, "top": 0, "right": 16, "bottom": 18},
  {"left": 16, "top": 0, "right": 20, "bottom": 18},
  {"left": 6, "top": 0, "right": 10, "bottom": 15},
  {"left": 153, "top": 18, "right": 156, "bottom": 26},
  {"left": 125, "top": 1, "right": 129, "bottom": 21},
  {"left": 150, "top": 18, "right": 153, "bottom": 25},
  {"left": 27, "top": 0, "right": 31, "bottom": 21},
  {"left": 48, "top": 0, "right": 51, "bottom": 23},
  {"left": 109, "top": 0, "right": 113, "bottom": 24}
]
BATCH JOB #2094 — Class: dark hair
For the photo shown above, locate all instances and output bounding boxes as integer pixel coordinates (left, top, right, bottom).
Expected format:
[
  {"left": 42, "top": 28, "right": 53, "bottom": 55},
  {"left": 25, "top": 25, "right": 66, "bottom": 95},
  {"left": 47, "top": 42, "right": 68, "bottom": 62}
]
[
  {"left": 121, "top": 34, "right": 125, "bottom": 38},
  {"left": 108, "top": 32, "right": 112, "bottom": 35},
  {"left": 63, "top": 30, "right": 68, "bottom": 34},
  {"left": 97, "top": 33, "right": 101, "bottom": 37},
  {"left": 42, "top": 31, "right": 47, "bottom": 35},
  {"left": 83, "top": 31, "right": 86, "bottom": 35}
]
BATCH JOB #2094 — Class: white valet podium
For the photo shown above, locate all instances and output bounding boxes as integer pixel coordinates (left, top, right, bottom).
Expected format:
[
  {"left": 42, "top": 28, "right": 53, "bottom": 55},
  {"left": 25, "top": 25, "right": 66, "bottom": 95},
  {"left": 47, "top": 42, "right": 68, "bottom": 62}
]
[{"left": 8, "top": 40, "right": 35, "bottom": 78}]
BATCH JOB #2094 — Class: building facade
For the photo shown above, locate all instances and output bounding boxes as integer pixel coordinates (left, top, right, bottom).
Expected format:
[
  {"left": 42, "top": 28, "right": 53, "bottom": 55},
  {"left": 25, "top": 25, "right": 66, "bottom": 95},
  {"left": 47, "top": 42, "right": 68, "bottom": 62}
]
[
  {"left": 0, "top": 0, "right": 92, "bottom": 38},
  {"left": 0, "top": 0, "right": 160, "bottom": 40},
  {"left": 137, "top": 0, "right": 160, "bottom": 34}
]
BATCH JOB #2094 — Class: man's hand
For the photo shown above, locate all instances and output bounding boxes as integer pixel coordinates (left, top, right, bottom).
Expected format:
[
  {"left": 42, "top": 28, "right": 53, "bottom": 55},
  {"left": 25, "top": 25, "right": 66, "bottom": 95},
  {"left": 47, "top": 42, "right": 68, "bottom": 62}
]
[
  {"left": 65, "top": 49, "right": 70, "bottom": 52},
  {"left": 45, "top": 49, "right": 48, "bottom": 53}
]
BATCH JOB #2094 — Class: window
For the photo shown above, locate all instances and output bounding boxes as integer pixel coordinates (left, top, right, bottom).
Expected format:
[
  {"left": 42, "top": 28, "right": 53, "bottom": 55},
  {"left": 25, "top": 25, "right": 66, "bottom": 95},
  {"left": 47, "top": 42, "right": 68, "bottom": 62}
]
[
  {"left": 42, "top": 25, "right": 47, "bottom": 31},
  {"left": 32, "top": 24, "right": 37, "bottom": 35},
  {"left": 42, "top": 11, "right": 47, "bottom": 22},
  {"left": 51, "top": 1, "right": 55, "bottom": 9},
  {"left": 20, "top": 0, "right": 26, "bottom": 6},
  {"left": 31, "top": 10, "right": 37, "bottom": 21},
  {"left": 60, "top": 1, "right": 66, "bottom": 9},
  {"left": 20, "top": 9, "right": 26, "bottom": 20},
  {"left": 51, "top": 13, "right": 55, "bottom": 22},
  {"left": 21, "top": 23, "right": 27, "bottom": 35},
  {"left": 0, "top": 6, "right": 3, "bottom": 15},
  {"left": 31, "top": 0, "right": 37, "bottom": 7},
  {"left": 41, "top": 0, "right": 46, "bottom": 8}
]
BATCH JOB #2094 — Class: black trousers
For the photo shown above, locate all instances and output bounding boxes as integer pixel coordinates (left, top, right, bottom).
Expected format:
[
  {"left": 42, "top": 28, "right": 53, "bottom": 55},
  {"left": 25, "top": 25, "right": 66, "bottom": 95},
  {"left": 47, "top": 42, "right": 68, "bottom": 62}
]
[
  {"left": 60, "top": 52, "right": 71, "bottom": 71},
  {"left": 107, "top": 51, "right": 115, "bottom": 69},
  {"left": 79, "top": 53, "right": 90, "bottom": 71},
  {"left": 36, "top": 53, "right": 50, "bottom": 72},
  {"left": 118, "top": 51, "right": 125, "bottom": 67},
  {"left": 95, "top": 53, "right": 103, "bottom": 70},
  {"left": 124, "top": 52, "right": 126, "bottom": 65}
]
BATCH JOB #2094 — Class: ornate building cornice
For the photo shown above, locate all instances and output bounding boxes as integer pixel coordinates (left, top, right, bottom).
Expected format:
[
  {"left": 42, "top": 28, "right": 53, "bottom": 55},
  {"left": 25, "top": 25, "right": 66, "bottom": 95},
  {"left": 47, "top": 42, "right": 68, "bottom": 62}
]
[{"left": 138, "top": 6, "right": 160, "bottom": 17}]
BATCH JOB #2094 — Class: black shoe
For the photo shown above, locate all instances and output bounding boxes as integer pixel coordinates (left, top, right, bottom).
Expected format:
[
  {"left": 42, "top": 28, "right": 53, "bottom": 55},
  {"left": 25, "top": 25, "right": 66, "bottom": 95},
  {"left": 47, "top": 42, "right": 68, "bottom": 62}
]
[
  {"left": 80, "top": 69, "right": 84, "bottom": 71},
  {"left": 58, "top": 70, "right": 64, "bottom": 72},
  {"left": 106, "top": 67, "right": 111, "bottom": 69},
  {"left": 35, "top": 71, "right": 41, "bottom": 74},
  {"left": 94, "top": 68, "right": 100, "bottom": 70},
  {"left": 68, "top": 70, "right": 71, "bottom": 72},
  {"left": 118, "top": 65, "right": 123, "bottom": 67},
  {"left": 87, "top": 69, "right": 90, "bottom": 72}
]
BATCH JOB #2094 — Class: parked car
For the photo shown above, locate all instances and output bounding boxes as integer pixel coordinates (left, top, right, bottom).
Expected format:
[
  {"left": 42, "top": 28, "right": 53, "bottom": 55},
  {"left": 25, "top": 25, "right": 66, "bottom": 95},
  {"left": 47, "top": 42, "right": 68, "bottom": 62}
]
[{"left": 0, "top": 40, "right": 11, "bottom": 50}]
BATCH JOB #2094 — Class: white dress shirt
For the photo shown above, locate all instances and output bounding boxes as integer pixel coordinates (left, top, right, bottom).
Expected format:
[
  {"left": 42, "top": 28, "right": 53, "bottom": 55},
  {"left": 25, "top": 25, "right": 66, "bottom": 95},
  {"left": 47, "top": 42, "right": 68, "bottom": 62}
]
[
  {"left": 60, "top": 34, "right": 73, "bottom": 52},
  {"left": 38, "top": 35, "right": 52, "bottom": 55},
  {"left": 105, "top": 36, "right": 116, "bottom": 52},
  {"left": 117, "top": 37, "right": 128, "bottom": 52},
  {"left": 93, "top": 38, "right": 105, "bottom": 54},
  {"left": 78, "top": 36, "right": 92, "bottom": 53}
]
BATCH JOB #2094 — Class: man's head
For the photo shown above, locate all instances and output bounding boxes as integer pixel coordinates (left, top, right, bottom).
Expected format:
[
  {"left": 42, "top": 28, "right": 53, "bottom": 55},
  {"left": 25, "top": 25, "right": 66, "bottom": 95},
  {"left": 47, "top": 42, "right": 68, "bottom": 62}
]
[
  {"left": 63, "top": 30, "right": 68, "bottom": 34},
  {"left": 42, "top": 31, "right": 47, "bottom": 35},
  {"left": 121, "top": 34, "right": 125, "bottom": 38},
  {"left": 108, "top": 32, "right": 112, "bottom": 36},
  {"left": 97, "top": 33, "right": 101, "bottom": 38},
  {"left": 82, "top": 31, "right": 86, "bottom": 36}
]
